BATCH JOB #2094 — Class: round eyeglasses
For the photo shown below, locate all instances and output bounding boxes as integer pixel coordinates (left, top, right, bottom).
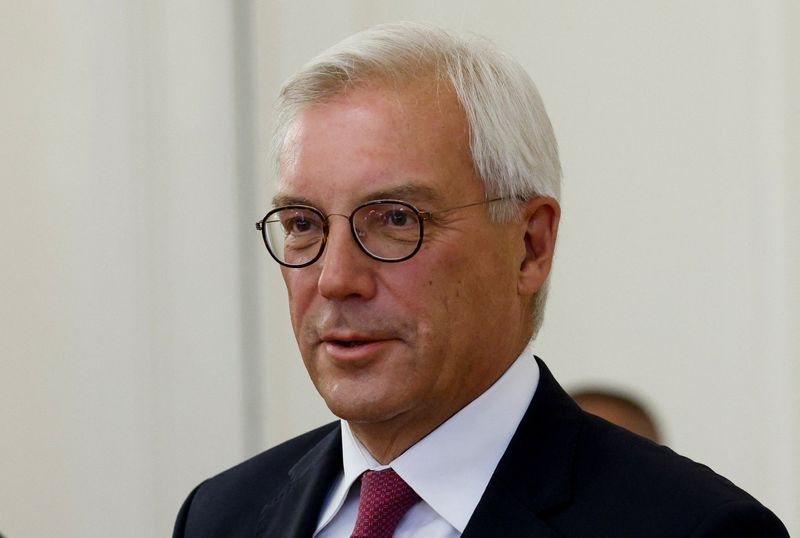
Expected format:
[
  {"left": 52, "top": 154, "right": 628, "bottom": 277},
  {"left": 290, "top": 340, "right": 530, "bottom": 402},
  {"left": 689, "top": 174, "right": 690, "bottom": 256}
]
[{"left": 256, "top": 198, "right": 503, "bottom": 268}]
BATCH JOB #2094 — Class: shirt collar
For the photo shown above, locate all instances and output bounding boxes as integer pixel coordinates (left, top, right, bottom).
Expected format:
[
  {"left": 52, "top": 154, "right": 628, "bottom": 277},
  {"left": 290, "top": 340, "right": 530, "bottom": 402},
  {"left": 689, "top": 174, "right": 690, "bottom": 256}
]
[{"left": 319, "top": 341, "right": 540, "bottom": 533}]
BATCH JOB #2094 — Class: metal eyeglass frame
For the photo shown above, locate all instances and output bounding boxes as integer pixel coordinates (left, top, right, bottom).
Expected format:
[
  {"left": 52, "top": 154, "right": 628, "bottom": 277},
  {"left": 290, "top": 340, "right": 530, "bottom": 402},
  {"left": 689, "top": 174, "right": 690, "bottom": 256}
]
[{"left": 255, "top": 197, "right": 505, "bottom": 268}]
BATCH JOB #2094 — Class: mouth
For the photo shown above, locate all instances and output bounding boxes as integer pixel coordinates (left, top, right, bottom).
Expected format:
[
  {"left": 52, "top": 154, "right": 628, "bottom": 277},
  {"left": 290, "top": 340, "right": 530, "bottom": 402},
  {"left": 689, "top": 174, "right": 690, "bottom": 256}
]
[
  {"left": 330, "top": 340, "right": 370, "bottom": 348},
  {"left": 320, "top": 334, "right": 396, "bottom": 361},
  {"left": 325, "top": 337, "right": 384, "bottom": 349}
]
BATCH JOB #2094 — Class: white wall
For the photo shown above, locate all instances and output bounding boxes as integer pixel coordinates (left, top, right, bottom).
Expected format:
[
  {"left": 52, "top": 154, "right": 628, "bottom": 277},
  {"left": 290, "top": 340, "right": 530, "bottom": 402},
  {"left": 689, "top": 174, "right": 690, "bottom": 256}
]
[
  {"left": 1, "top": 1, "right": 246, "bottom": 536},
  {"left": 1, "top": 1, "right": 796, "bottom": 536}
]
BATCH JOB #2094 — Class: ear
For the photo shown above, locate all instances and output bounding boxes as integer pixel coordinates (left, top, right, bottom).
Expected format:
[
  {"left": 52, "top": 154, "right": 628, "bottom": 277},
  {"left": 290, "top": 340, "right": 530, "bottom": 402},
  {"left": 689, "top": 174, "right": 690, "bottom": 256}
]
[{"left": 518, "top": 197, "right": 561, "bottom": 297}]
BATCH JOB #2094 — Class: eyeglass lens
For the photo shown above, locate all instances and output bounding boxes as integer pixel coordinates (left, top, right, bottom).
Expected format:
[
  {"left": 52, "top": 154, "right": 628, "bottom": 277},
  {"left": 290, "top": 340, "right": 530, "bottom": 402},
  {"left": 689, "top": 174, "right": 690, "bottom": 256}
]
[{"left": 263, "top": 202, "right": 423, "bottom": 266}]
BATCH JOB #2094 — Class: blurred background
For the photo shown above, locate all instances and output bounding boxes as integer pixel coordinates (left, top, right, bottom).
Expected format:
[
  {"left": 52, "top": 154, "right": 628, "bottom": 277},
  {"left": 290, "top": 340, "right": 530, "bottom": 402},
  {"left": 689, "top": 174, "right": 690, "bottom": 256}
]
[{"left": 1, "top": 1, "right": 798, "bottom": 536}]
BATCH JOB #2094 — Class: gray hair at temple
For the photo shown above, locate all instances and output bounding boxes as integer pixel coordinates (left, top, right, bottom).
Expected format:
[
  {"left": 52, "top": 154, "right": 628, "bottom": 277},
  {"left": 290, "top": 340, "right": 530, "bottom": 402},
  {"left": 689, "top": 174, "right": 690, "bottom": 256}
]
[{"left": 272, "top": 22, "right": 562, "bottom": 338}]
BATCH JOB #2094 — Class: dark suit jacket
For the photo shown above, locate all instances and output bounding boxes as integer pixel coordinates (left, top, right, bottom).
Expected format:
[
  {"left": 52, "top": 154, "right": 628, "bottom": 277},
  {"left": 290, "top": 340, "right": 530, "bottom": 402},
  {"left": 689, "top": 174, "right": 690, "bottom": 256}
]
[{"left": 174, "top": 358, "right": 789, "bottom": 537}]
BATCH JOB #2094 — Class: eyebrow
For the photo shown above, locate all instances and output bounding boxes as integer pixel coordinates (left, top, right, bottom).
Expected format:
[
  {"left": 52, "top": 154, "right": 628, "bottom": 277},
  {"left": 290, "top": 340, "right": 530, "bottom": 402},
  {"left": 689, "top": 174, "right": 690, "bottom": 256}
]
[
  {"left": 271, "top": 183, "right": 444, "bottom": 209},
  {"left": 271, "top": 193, "right": 314, "bottom": 207}
]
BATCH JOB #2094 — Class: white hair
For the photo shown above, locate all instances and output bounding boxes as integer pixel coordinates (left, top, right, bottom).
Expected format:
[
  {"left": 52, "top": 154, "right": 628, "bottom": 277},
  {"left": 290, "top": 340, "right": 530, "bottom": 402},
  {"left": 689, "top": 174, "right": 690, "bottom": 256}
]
[{"left": 273, "top": 22, "right": 562, "bottom": 338}]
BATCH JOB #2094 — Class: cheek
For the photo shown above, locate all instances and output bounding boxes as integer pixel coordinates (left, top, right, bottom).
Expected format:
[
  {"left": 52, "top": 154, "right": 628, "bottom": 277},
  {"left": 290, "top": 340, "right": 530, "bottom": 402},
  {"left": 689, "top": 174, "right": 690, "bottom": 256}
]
[
  {"left": 428, "top": 258, "right": 507, "bottom": 329},
  {"left": 397, "top": 263, "right": 467, "bottom": 338},
  {"left": 282, "top": 271, "right": 318, "bottom": 333},
  {"left": 280, "top": 268, "right": 296, "bottom": 302}
]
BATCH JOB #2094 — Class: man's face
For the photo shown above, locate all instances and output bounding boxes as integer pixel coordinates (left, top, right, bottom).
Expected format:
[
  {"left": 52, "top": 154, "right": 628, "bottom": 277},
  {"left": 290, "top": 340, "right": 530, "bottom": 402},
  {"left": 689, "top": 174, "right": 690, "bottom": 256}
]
[{"left": 276, "top": 82, "right": 531, "bottom": 433}]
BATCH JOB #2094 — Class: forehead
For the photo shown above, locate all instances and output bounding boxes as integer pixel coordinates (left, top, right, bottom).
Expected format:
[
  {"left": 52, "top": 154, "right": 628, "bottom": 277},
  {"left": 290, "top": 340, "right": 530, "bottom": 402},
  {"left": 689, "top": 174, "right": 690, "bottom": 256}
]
[{"left": 274, "top": 81, "right": 481, "bottom": 209}]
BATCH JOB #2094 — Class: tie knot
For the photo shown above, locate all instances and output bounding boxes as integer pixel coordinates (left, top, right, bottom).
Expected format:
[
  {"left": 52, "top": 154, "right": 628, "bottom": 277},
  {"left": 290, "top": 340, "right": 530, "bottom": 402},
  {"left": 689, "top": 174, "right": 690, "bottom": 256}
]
[{"left": 351, "top": 468, "right": 421, "bottom": 538}]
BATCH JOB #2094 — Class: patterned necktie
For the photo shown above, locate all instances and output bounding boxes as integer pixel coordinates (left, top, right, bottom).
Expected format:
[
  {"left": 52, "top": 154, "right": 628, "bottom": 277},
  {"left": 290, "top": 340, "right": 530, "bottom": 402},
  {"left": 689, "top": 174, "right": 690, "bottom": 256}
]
[{"left": 350, "top": 468, "right": 421, "bottom": 538}]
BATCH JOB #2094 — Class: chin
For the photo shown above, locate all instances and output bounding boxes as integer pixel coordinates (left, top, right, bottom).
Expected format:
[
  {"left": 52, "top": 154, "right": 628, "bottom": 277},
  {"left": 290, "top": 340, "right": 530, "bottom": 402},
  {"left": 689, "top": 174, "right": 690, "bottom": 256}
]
[{"left": 320, "top": 389, "right": 405, "bottom": 425}]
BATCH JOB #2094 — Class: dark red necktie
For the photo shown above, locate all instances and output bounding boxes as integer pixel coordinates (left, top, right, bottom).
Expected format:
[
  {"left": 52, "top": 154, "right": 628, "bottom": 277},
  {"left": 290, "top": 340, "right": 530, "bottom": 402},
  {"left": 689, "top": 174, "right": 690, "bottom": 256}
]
[{"left": 350, "top": 468, "right": 421, "bottom": 538}]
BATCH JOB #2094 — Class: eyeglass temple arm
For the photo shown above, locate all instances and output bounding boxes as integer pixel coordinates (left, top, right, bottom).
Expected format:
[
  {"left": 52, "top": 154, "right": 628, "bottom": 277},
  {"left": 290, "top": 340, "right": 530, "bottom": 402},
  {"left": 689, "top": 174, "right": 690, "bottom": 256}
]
[{"left": 421, "top": 197, "right": 507, "bottom": 219}]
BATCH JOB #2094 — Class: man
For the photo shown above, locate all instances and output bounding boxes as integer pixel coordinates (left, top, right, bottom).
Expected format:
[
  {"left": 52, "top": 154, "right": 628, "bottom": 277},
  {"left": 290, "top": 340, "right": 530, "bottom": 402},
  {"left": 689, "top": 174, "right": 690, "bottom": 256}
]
[{"left": 174, "top": 23, "right": 788, "bottom": 537}]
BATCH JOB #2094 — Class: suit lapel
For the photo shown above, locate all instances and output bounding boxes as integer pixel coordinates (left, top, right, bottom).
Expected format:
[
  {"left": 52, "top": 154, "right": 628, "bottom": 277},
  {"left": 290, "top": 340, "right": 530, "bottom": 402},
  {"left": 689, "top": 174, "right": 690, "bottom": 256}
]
[
  {"left": 463, "top": 358, "right": 582, "bottom": 537},
  {"left": 256, "top": 425, "right": 343, "bottom": 538}
]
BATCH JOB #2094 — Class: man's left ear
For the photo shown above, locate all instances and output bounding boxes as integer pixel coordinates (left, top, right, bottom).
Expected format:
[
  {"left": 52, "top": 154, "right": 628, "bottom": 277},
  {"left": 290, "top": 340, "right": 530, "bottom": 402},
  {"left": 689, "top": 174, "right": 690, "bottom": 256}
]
[{"left": 517, "top": 197, "right": 560, "bottom": 296}]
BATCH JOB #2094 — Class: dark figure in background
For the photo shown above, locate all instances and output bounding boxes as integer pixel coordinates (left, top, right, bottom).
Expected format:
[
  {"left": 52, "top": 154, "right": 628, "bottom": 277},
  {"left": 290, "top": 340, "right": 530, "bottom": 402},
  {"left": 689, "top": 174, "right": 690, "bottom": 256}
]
[
  {"left": 174, "top": 22, "right": 788, "bottom": 537},
  {"left": 572, "top": 388, "right": 662, "bottom": 443}
]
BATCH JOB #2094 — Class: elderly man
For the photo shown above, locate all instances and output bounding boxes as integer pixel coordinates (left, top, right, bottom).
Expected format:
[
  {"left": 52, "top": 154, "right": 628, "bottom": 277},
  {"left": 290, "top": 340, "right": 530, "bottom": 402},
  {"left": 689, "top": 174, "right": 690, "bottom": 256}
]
[{"left": 174, "top": 23, "right": 787, "bottom": 537}]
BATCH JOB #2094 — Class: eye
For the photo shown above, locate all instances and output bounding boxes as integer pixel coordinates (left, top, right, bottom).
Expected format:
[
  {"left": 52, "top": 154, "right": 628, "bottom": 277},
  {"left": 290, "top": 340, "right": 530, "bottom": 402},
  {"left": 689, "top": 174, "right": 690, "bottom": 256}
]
[
  {"left": 386, "top": 209, "right": 409, "bottom": 227},
  {"left": 278, "top": 209, "right": 322, "bottom": 236},
  {"left": 289, "top": 216, "right": 312, "bottom": 233},
  {"left": 353, "top": 203, "right": 420, "bottom": 240}
]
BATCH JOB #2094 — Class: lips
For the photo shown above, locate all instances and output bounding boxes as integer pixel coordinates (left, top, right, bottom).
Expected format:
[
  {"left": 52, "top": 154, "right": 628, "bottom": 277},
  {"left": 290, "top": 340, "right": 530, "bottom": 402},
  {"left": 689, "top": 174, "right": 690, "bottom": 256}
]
[
  {"left": 321, "top": 331, "right": 385, "bottom": 346},
  {"left": 320, "top": 332, "right": 396, "bottom": 362}
]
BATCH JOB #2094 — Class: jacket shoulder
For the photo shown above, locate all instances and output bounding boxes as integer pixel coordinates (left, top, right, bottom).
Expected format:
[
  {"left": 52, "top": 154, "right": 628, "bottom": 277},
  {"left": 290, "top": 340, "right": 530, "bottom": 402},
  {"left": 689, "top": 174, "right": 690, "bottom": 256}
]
[
  {"left": 520, "top": 358, "right": 788, "bottom": 536},
  {"left": 173, "top": 421, "right": 340, "bottom": 538},
  {"left": 562, "top": 413, "right": 788, "bottom": 536}
]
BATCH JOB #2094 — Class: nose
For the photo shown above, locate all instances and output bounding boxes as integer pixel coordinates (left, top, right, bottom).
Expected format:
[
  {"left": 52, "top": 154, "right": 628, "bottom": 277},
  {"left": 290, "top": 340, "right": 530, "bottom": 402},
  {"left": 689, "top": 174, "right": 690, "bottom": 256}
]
[{"left": 317, "top": 216, "right": 378, "bottom": 301}]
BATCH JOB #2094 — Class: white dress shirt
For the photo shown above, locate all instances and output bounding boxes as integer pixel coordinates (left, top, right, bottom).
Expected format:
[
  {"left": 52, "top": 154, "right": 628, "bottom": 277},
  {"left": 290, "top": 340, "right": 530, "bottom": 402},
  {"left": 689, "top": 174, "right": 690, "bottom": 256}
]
[{"left": 313, "top": 341, "right": 540, "bottom": 537}]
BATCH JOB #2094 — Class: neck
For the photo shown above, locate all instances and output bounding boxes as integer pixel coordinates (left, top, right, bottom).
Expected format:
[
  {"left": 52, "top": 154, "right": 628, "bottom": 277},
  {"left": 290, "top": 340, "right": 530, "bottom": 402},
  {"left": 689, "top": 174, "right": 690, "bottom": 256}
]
[{"left": 349, "top": 416, "right": 430, "bottom": 465}]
